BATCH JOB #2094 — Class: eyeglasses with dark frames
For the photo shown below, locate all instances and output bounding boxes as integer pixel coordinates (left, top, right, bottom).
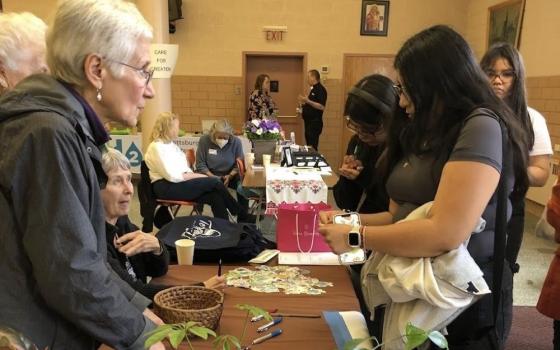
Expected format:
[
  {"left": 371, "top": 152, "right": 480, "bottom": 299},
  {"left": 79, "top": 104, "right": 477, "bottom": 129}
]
[
  {"left": 484, "top": 69, "right": 515, "bottom": 81},
  {"left": 105, "top": 57, "right": 154, "bottom": 87},
  {"left": 345, "top": 116, "right": 383, "bottom": 135}
]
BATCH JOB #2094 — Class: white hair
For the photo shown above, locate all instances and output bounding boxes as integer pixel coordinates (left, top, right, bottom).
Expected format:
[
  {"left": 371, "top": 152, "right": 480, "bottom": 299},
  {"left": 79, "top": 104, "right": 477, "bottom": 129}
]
[
  {"left": 210, "top": 119, "right": 234, "bottom": 141},
  {"left": 46, "top": 0, "right": 153, "bottom": 87},
  {"left": 102, "top": 147, "right": 131, "bottom": 174},
  {"left": 0, "top": 12, "right": 47, "bottom": 71}
]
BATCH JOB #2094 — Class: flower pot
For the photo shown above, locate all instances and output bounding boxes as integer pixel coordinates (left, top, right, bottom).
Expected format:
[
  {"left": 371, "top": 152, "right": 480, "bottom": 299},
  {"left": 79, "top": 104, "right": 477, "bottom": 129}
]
[{"left": 252, "top": 139, "right": 277, "bottom": 164}]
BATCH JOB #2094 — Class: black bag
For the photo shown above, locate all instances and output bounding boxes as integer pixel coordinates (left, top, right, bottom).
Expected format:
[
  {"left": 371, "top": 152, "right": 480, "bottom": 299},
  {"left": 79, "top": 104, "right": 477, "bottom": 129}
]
[{"left": 157, "top": 215, "right": 275, "bottom": 263}]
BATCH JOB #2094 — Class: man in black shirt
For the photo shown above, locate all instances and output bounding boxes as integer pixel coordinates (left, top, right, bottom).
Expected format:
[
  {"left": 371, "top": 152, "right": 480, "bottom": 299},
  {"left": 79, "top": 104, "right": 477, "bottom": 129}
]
[{"left": 299, "top": 69, "right": 327, "bottom": 151}]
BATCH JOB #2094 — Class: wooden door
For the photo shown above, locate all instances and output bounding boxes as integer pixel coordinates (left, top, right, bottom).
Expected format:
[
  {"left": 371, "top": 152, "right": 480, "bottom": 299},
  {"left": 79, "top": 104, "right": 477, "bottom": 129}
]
[
  {"left": 244, "top": 53, "right": 306, "bottom": 145},
  {"left": 340, "top": 54, "right": 396, "bottom": 161}
]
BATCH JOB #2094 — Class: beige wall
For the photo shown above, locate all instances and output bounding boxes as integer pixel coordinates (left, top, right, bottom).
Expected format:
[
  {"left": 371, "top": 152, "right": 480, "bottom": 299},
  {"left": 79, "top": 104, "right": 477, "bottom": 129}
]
[
  {"left": 465, "top": 0, "right": 560, "bottom": 76},
  {"left": 171, "top": 0, "right": 469, "bottom": 78}
]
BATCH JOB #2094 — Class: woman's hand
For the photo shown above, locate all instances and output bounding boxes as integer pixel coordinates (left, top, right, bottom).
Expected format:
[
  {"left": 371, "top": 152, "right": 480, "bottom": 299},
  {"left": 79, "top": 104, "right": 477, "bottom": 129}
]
[
  {"left": 319, "top": 210, "right": 345, "bottom": 224},
  {"left": 318, "top": 224, "right": 353, "bottom": 254},
  {"left": 222, "top": 174, "right": 232, "bottom": 187},
  {"left": 339, "top": 156, "right": 364, "bottom": 180},
  {"left": 203, "top": 275, "right": 227, "bottom": 290},
  {"left": 115, "top": 230, "right": 162, "bottom": 257},
  {"left": 143, "top": 308, "right": 164, "bottom": 325}
]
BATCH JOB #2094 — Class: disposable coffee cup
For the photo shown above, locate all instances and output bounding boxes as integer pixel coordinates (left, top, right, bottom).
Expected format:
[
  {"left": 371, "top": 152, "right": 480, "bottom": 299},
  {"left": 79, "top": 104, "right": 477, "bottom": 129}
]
[
  {"left": 262, "top": 154, "right": 272, "bottom": 168},
  {"left": 245, "top": 152, "right": 255, "bottom": 170},
  {"left": 175, "top": 239, "right": 195, "bottom": 265}
]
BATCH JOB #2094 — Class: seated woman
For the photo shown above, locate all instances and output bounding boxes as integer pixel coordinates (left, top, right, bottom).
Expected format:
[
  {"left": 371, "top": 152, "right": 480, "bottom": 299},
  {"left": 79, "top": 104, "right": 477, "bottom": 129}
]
[
  {"left": 333, "top": 74, "right": 397, "bottom": 214},
  {"left": 101, "top": 148, "right": 226, "bottom": 300},
  {"left": 248, "top": 73, "right": 276, "bottom": 120},
  {"left": 196, "top": 119, "right": 254, "bottom": 223},
  {"left": 145, "top": 112, "right": 240, "bottom": 220}
]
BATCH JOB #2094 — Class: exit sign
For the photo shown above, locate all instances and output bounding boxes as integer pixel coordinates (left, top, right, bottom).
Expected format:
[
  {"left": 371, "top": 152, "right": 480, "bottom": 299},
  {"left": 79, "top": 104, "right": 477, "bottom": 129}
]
[{"left": 263, "top": 26, "right": 287, "bottom": 41}]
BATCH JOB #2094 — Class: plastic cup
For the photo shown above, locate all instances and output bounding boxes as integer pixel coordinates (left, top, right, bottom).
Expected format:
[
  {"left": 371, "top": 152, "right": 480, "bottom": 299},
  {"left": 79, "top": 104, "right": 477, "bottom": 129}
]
[
  {"left": 262, "top": 154, "right": 271, "bottom": 168},
  {"left": 245, "top": 152, "right": 255, "bottom": 170},
  {"left": 175, "top": 239, "right": 195, "bottom": 265}
]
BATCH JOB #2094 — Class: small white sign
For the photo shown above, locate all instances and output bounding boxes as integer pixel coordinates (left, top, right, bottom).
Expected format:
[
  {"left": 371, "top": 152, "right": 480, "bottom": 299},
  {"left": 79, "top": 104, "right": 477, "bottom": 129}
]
[{"left": 150, "top": 44, "right": 179, "bottom": 79}]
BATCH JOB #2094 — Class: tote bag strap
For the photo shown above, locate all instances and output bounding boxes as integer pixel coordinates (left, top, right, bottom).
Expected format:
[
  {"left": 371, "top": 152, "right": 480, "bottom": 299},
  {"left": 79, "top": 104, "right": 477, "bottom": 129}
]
[{"left": 295, "top": 212, "right": 317, "bottom": 253}]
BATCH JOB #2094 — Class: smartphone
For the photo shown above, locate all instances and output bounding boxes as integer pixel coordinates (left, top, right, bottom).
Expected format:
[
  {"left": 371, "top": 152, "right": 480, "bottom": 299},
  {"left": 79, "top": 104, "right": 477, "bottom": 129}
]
[{"left": 332, "top": 212, "right": 367, "bottom": 265}]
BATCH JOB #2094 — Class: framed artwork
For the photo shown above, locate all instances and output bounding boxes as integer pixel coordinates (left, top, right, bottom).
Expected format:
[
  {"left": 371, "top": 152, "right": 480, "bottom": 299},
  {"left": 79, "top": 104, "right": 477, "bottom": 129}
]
[
  {"left": 487, "top": 0, "right": 526, "bottom": 48},
  {"left": 360, "top": 0, "right": 390, "bottom": 36}
]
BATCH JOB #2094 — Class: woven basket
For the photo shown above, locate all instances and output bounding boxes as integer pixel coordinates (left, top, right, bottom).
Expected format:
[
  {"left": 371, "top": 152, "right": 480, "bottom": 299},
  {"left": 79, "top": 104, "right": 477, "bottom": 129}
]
[{"left": 153, "top": 286, "right": 224, "bottom": 330}]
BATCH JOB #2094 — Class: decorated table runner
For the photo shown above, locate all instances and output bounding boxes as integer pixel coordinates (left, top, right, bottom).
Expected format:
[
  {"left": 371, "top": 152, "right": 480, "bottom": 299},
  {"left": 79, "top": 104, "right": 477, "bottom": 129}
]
[{"left": 265, "top": 167, "right": 328, "bottom": 214}]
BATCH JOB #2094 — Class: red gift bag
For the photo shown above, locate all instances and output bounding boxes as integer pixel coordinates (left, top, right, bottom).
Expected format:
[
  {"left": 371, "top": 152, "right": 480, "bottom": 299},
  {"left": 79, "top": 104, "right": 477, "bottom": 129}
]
[{"left": 276, "top": 203, "right": 332, "bottom": 252}]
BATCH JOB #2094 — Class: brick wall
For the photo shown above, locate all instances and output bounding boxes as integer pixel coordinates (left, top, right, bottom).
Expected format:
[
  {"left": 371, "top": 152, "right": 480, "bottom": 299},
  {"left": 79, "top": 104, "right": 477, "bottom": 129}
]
[
  {"left": 171, "top": 76, "right": 245, "bottom": 133},
  {"left": 527, "top": 76, "right": 560, "bottom": 157},
  {"left": 319, "top": 79, "right": 343, "bottom": 168}
]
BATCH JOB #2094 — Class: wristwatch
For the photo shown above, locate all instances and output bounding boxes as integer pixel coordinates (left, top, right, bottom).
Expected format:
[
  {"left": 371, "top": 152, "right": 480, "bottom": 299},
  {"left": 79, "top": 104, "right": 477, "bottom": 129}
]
[{"left": 347, "top": 225, "right": 361, "bottom": 248}]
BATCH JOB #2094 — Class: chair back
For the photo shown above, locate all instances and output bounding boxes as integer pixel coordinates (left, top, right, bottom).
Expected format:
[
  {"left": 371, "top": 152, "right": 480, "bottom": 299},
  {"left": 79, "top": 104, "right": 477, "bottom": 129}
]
[
  {"left": 186, "top": 148, "right": 196, "bottom": 169},
  {"left": 138, "top": 161, "right": 157, "bottom": 232},
  {"left": 236, "top": 157, "right": 246, "bottom": 178}
]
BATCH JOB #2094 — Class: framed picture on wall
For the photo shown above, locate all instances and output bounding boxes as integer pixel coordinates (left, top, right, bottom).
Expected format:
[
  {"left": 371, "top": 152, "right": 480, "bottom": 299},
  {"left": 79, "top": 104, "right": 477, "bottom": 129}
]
[
  {"left": 360, "top": 0, "right": 389, "bottom": 36},
  {"left": 487, "top": 0, "right": 526, "bottom": 48}
]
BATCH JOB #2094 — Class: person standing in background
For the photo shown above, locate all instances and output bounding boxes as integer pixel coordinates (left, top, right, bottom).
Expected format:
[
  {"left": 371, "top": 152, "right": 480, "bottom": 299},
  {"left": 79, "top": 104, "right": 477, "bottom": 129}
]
[
  {"left": 248, "top": 73, "right": 276, "bottom": 120},
  {"left": 299, "top": 69, "right": 327, "bottom": 151},
  {"left": 0, "top": 12, "right": 48, "bottom": 95},
  {"left": 480, "top": 43, "right": 553, "bottom": 274}
]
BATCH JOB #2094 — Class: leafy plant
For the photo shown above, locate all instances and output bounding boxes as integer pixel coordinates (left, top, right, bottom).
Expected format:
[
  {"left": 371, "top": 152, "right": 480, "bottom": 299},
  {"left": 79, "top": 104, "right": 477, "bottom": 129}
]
[
  {"left": 144, "top": 321, "right": 216, "bottom": 350},
  {"left": 244, "top": 118, "right": 282, "bottom": 140},
  {"left": 213, "top": 304, "right": 272, "bottom": 350},
  {"left": 343, "top": 322, "right": 448, "bottom": 350}
]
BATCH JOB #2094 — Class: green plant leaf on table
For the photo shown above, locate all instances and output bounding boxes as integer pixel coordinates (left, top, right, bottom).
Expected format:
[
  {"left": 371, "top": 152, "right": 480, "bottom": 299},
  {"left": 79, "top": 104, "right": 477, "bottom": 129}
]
[
  {"left": 404, "top": 323, "right": 429, "bottom": 350},
  {"left": 427, "top": 331, "right": 449, "bottom": 349},
  {"left": 213, "top": 335, "right": 241, "bottom": 350},
  {"left": 169, "top": 329, "right": 187, "bottom": 349},
  {"left": 235, "top": 304, "right": 272, "bottom": 321},
  {"left": 189, "top": 325, "right": 216, "bottom": 340},
  {"left": 144, "top": 321, "right": 217, "bottom": 349},
  {"left": 145, "top": 324, "right": 176, "bottom": 348}
]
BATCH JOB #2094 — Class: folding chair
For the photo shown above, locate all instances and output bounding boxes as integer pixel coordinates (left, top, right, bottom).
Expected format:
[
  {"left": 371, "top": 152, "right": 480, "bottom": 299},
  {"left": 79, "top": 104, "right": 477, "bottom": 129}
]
[{"left": 236, "top": 157, "right": 264, "bottom": 228}]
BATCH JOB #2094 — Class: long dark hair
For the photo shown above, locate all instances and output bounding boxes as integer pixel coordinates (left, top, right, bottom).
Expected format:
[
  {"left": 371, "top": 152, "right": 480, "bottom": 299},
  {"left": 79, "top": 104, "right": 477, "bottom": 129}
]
[
  {"left": 344, "top": 74, "right": 396, "bottom": 128},
  {"left": 480, "top": 42, "right": 534, "bottom": 150},
  {"left": 388, "top": 25, "right": 528, "bottom": 195},
  {"left": 254, "top": 74, "right": 270, "bottom": 92}
]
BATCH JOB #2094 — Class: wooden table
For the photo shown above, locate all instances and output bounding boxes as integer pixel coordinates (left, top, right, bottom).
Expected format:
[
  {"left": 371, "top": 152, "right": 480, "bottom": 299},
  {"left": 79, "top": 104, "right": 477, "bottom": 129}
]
[
  {"left": 242, "top": 167, "right": 339, "bottom": 189},
  {"left": 151, "top": 264, "right": 360, "bottom": 349}
]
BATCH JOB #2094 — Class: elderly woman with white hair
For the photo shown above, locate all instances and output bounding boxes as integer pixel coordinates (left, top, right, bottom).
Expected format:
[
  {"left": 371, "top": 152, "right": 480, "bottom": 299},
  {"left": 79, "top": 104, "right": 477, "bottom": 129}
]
[
  {"left": 101, "top": 148, "right": 226, "bottom": 300},
  {"left": 0, "top": 1, "right": 165, "bottom": 349},
  {"left": 0, "top": 12, "right": 48, "bottom": 95},
  {"left": 195, "top": 119, "right": 254, "bottom": 222}
]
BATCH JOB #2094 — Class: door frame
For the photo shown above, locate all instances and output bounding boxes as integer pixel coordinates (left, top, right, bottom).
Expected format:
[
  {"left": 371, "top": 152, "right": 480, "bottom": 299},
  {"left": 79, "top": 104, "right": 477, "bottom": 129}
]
[
  {"left": 242, "top": 51, "right": 308, "bottom": 119},
  {"left": 340, "top": 53, "right": 395, "bottom": 162}
]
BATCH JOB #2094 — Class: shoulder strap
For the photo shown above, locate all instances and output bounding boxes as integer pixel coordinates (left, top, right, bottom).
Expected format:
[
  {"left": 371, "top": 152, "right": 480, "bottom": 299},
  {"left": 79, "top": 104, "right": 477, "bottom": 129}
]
[{"left": 466, "top": 107, "right": 509, "bottom": 328}]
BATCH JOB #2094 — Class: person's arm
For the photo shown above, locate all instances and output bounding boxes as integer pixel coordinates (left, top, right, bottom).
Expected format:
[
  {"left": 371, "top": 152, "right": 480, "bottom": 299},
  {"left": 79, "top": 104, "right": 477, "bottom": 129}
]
[
  {"left": 195, "top": 137, "right": 212, "bottom": 175},
  {"left": 302, "top": 97, "right": 325, "bottom": 111},
  {"left": 528, "top": 154, "right": 551, "bottom": 187},
  {"left": 13, "top": 122, "right": 155, "bottom": 349},
  {"left": 320, "top": 161, "right": 499, "bottom": 257}
]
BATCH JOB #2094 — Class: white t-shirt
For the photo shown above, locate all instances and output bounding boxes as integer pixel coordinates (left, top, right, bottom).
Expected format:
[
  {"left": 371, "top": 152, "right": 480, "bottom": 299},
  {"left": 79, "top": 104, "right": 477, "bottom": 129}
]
[
  {"left": 528, "top": 106, "right": 553, "bottom": 156},
  {"left": 144, "top": 140, "right": 193, "bottom": 183}
]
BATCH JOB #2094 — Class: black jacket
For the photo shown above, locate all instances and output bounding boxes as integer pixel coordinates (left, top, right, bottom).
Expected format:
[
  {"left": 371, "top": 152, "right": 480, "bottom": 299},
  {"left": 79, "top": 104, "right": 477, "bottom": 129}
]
[
  {"left": 0, "top": 74, "right": 154, "bottom": 349},
  {"left": 106, "top": 216, "right": 170, "bottom": 300},
  {"left": 333, "top": 135, "right": 388, "bottom": 213}
]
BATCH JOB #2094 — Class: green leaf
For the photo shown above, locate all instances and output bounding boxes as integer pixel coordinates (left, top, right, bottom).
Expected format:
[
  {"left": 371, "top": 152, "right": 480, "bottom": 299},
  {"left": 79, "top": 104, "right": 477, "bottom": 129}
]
[
  {"left": 144, "top": 326, "right": 174, "bottom": 348},
  {"left": 213, "top": 335, "right": 241, "bottom": 350},
  {"left": 428, "top": 331, "right": 449, "bottom": 349},
  {"left": 168, "top": 329, "right": 187, "bottom": 349},
  {"left": 404, "top": 323, "right": 429, "bottom": 350},
  {"left": 188, "top": 325, "right": 216, "bottom": 340},
  {"left": 343, "top": 337, "right": 370, "bottom": 350},
  {"left": 235, "top": 304, "right": 272, "bottom": 321}
]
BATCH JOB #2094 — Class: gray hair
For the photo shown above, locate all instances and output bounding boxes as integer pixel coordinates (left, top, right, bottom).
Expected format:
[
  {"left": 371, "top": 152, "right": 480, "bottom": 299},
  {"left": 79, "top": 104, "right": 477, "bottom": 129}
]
[
  {"left": 102, "top": 147, "right": 131, "bottom": 174},
  {"left": 210, "top": 119, "right": 234, "bottom": 140},
  {"left": 0, "top": 12, "right": 47, "bottom": 71},
  {"left": 46, "top": 0, "right": 153, "bottom": 87}
]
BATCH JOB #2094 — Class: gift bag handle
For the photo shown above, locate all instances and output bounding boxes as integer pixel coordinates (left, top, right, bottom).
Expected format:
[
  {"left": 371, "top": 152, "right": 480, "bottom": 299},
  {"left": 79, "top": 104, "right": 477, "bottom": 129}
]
[{"left": 295, "top": 212, "right": 317, "bottom": 254}]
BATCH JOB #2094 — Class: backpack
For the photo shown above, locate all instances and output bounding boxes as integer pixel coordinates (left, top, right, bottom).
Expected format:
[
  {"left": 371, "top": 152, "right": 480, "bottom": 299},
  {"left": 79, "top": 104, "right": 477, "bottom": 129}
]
[{"left": 156, "top": 215, "right": 275, "bottom": 263}]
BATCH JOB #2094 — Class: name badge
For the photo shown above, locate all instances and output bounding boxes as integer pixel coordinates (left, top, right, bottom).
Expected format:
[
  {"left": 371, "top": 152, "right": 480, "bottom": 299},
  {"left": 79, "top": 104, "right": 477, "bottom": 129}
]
[{"left": 209, "top": 149, "right": 218, "bottom": 155}]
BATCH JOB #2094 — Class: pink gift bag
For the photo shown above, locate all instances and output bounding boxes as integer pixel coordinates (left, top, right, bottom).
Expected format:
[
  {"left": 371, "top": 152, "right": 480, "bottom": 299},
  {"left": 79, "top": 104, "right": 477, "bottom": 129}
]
[{"left": 276, "top": 202, "right": 332, "bottom": 252}]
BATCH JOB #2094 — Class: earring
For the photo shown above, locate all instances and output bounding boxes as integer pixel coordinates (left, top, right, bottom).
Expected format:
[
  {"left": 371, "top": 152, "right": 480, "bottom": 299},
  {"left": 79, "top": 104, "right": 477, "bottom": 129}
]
[{"left": 96, "top": 88, "right": 102, "bottom": 102}]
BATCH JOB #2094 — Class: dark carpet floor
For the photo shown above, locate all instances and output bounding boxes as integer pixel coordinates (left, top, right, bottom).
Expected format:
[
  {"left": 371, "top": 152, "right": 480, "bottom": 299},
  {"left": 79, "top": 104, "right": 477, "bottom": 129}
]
[{"left": 506, "top": 306, "right": 554, "bottom": 350}]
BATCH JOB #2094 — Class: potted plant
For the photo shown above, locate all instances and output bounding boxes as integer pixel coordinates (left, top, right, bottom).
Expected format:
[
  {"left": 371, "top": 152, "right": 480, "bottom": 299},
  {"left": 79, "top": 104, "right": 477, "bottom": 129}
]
[{"left": 244, "top": 118, "right": 282, "bottom": 164}]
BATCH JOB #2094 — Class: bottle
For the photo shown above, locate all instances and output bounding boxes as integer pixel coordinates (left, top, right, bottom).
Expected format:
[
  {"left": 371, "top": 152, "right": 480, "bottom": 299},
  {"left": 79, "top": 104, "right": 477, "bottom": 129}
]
[{"left": 290, "top": 131, "right": 296, "bottom": 144}]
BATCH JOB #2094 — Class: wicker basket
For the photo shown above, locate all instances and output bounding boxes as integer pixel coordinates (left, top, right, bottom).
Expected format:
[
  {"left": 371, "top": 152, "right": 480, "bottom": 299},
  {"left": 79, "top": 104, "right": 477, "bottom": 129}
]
[{"left": 153, "top": 286, "right": 224, "bottom": 330}]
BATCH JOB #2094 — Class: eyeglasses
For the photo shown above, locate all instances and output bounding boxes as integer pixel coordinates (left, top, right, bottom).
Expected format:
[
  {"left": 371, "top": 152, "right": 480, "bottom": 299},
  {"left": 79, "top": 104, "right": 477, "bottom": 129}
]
[
  {"left": 346, "top": 116, "right": 383, "bottom": 135},
  {"left": 485, "top": 69, "right": 515, "bottom": 81},
  {"left": 105, "top": 58, "right": 154, "bottom": 87}
]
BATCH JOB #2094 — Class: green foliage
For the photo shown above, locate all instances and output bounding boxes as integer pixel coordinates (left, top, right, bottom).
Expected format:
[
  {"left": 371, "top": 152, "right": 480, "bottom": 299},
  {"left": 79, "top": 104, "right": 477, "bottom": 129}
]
[
  {"left": 342, "top": 322, "right": 448, "bottom": 350},
  {"left": 235, "top": 304, "right": 273, "bottom": 322},
  {"left": 144, "top": 321, "right": 216, "bottom": 350},
  {"left": 213, "top": 334, "right": 241, "bottom": 350}
]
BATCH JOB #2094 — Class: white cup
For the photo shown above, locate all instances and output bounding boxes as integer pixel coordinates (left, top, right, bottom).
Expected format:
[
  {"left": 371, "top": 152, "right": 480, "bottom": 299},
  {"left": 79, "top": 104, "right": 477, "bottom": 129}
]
[
  {"left": 262, "top": 154, "right": 271, "bottom": 168},
  {"left": 175, "top": 239, "right": 195, "bottom": 265},
  {"left": 245, "top": 152, "right": 255, "bottom": 170}
]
